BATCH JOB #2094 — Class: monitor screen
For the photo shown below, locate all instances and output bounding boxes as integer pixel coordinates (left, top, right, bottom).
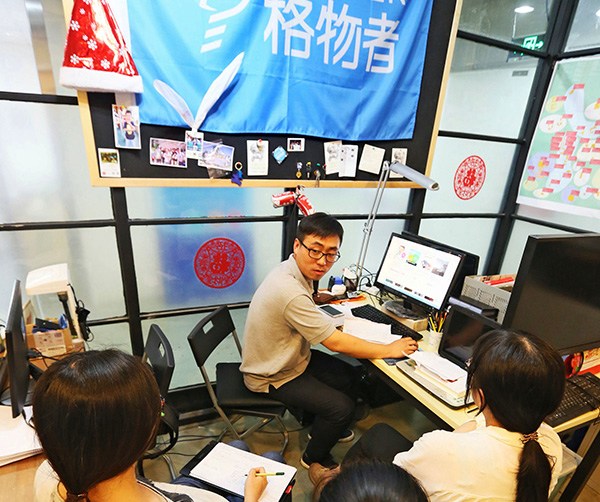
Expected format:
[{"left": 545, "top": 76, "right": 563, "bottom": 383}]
[
  {"left": 374, "top": 232, "right": 464, "bottom": 312},
  {"left": 439, "top": 305, "right": 501, "bottom": 370},
  {"left": 503, "top": 233, "right": 600, "bottom": 356},
  {"left": 401, "top": 231, "right": 480, "bottom": 301},
  {"left": 3, "top": 280, "right": 31, "bottom": 418}
]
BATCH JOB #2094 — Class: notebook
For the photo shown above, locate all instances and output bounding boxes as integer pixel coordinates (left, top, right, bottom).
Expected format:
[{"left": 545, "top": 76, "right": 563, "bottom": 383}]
[{"left": 180, "top": 441, "right": 296, "bottom": 502}]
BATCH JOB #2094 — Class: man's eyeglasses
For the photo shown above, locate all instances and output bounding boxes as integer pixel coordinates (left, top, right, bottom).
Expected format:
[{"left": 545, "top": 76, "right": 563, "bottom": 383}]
[{"left": 299, "top": 240, "right": 341, "bottom": 263}]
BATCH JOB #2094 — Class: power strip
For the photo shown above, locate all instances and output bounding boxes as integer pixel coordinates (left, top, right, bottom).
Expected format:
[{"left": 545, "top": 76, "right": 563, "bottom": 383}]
[{"left": 363, "top": 286, "right": 380, "bottom": 296}]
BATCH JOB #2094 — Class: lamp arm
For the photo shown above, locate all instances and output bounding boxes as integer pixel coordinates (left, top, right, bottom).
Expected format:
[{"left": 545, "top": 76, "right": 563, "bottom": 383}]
[{"left": 356, "top": 161, "right": 391, "bottom": 283}]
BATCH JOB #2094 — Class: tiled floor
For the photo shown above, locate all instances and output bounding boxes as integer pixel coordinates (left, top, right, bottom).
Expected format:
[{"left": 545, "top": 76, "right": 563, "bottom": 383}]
[{"left": 144, "top": 400, "right": 600, "bottom": 501}]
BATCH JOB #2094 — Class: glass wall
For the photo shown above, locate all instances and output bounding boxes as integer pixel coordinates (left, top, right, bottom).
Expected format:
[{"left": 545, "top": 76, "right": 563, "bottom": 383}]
[
  {"left": 441, "top": 39, "right": 539, "bottom": 138},
  {"left": 565, "top": 0, "right": 600, "bottom": 51}
]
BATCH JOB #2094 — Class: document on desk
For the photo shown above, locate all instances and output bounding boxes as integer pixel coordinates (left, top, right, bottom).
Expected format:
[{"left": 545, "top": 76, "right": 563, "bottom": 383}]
[
  {"left": 0, "top": 405, "right": 42, "bottom": 466},
  {"left": 343, "top": 318, "right": 399, "bottom": 345},
  {"left": 189, "top": 442, "right": 296, "bottom": 502},
  {"left": 408, "top": 351, "right": 466, "bottom": 382}
]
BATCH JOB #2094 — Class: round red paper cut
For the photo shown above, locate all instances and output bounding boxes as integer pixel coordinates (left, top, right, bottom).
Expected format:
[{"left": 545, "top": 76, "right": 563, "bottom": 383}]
[
  {"left": 194, "top": 238, "right": 245, "bottom": 289},
  {"left": 454, "top": 155, "right": 486, "bottom": 200}
]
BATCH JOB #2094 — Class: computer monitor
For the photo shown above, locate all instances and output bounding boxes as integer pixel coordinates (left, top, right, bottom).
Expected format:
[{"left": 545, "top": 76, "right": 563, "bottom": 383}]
[
  {"left": 439, "top": 305, "right": 501, "bottom": 370},
  {"left": 1, "top": 280, "right": 35, "bottom": 418},
  {"left": 401, "top": 231, "right": 480, "bottom": 300},
  {"left": 374, "top": 232, "right": 465, "bottom": 316},
  {"left": 503, "top": 233, "right": 600, "bottom": 356}
]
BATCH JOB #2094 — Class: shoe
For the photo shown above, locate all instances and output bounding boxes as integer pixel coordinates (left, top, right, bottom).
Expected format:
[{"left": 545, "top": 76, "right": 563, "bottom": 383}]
[
  {"left": 353, "top": 400, "right": 371, "bottom": 423},
  {"left": 308, "top": 428, "right": 355, "bottom": 443},
  {"left": 308, "top": 462, "right": 341, "bottom": 486},
  {"left": 301, "top": 451, "right": 339, "bottom": 470}
]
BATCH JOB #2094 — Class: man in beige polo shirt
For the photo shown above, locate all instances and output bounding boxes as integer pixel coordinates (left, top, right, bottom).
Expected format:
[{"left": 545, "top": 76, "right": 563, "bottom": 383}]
[{"left": 240, "top": 213, "right": 418, "bottom": 469}]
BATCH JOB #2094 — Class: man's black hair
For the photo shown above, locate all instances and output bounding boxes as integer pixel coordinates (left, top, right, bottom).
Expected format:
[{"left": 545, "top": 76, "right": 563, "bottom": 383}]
[{"left": 297, "top": 212, "right": 343, "bottom": 244}]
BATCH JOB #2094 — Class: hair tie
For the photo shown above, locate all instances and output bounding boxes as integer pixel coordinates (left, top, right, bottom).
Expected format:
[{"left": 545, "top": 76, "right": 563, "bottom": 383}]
[
  {"left": 520, "top": 431, "right": 539, "bottom": 444},
  {"left": 66, "top": 492, "right": 89, "bottom": 502}
]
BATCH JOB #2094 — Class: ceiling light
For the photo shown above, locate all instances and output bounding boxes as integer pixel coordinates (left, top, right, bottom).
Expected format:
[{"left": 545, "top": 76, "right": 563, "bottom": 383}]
[
  {"left": 596, "top": 9, "right": 600, "bottom": 17},
  {"left": 514, "top": 5, "right": 535, "bottom": 14}
]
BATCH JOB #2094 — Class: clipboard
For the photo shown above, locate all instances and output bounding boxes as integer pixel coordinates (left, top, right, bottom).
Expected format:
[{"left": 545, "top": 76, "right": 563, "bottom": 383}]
[{"left": 180, "top": 441, "right": 295, "bottom": 502}]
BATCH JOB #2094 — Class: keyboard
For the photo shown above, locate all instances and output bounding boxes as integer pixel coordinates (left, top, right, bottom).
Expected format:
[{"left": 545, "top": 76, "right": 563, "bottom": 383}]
[
  {"left": 350, "top": 304, "right": 423, "bottom": 341},
  {"left": 545, "top": 373, "right": 600, "bottom": 427}
]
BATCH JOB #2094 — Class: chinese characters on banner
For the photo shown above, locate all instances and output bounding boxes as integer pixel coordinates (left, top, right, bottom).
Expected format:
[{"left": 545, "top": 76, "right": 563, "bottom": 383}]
[{"left": 128, "top": 0, "right": 433, "bottom": 141}]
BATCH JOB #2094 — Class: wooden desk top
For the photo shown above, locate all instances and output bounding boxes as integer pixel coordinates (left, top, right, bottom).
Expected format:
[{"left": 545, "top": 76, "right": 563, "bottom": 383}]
[{"left": 0, "top": 453, "right": 44, "bottom": 502}]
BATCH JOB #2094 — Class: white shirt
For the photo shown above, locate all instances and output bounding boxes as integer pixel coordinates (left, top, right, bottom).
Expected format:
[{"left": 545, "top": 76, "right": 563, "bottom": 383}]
[{"left": 393, "top": 422, "right": 563, "bottom": 501}]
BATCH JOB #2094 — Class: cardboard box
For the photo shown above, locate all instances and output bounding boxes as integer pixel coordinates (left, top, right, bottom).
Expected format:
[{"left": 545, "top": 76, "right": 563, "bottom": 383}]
[
  {"left": 26, "top": 322, "right": 73, "bottom": 357},
  {"left": 461, "top": 274, "right": 515, "bottom": 323}
]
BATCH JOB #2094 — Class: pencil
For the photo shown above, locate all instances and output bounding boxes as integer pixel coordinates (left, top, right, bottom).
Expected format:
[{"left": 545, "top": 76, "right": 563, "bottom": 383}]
[{"left": 246, "top": 472, "right": 285, "bottom": 477}]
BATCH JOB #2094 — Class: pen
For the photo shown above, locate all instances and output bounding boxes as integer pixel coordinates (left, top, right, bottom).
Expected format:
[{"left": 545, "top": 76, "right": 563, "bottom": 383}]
[{"left": 246, "top": 472, "right": 285, "bottom": 477}]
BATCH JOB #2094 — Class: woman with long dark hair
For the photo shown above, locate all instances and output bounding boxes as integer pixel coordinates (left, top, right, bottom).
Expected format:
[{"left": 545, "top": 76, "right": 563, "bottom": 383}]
[
  {"left": 32, "top": 349, "right": 268, "bottom": 502},
  {"left": 333, "top": 330, "right": 565, "bottom": 501}
]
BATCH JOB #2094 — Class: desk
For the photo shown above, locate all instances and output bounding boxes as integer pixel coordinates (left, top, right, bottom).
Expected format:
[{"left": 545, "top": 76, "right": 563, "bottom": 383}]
[
  {"left": 0, "top": 453, "right": 44, "bottom": 502},
  {"left": 364, "top": 325, "right": 600, "bottom": 502}
]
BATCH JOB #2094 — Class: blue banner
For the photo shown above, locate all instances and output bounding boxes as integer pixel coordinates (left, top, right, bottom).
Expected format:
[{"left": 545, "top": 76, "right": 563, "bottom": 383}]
[{"left": 128, "top": 0, "right": 433, "bottom": 141}]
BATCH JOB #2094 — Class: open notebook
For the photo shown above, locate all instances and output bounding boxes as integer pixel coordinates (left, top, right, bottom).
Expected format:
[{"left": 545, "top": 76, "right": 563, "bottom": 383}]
[{"left": 181, "top": 441, "right": 296, "bottom": 502}]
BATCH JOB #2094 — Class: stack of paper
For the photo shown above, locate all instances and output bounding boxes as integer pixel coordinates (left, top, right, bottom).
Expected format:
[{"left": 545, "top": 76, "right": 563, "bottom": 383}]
[
  {"left": 408, "top": 351, "right": 466, "bottom": 382},
  {"left": 343, "top": 318, "right": 399, "bottom": 345},
  {"left": 0, "top": 405, "right": 42, "bottom": 466}
]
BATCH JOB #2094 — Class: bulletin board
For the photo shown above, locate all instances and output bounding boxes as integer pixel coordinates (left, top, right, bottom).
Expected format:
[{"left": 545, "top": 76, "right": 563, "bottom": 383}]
[{"left": 70, "top": 0, "right": 462, "bottom": 189}]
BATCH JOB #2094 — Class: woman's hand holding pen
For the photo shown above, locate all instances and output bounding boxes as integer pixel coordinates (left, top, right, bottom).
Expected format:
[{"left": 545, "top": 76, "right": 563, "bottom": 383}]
[
  {"left": 244, "top": 467, "right": 268, "bottom": 502},
  {"left": 387, "top": 337, "right": 419, "bottom": 358}
]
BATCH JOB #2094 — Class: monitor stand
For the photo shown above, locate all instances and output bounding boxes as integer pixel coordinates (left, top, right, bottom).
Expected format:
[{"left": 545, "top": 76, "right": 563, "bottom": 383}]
[{"left": 383, "top": 300, "right": 424, "bottom": 320}]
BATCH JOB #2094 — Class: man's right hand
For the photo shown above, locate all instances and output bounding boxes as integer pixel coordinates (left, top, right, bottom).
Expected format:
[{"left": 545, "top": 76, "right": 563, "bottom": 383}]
[{"left": 385, "top": 337, "right": 419, "bottom": 358}]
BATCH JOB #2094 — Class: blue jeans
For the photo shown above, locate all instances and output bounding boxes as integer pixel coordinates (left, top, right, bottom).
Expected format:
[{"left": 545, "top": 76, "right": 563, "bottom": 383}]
[{"left": 172, "top": 440, "right": 285, "bottom": 502}]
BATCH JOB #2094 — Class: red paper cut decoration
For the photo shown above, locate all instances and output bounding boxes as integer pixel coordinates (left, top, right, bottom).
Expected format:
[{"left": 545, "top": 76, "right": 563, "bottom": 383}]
[
  {"left": 60, "top": 0, "right": 143, "bottom": 93},
  {"left": 194, "top": 238, "right": 245, "bottom": 289},
  {"left": 454, "top": 155, "right": 486, "bottom": 200}
]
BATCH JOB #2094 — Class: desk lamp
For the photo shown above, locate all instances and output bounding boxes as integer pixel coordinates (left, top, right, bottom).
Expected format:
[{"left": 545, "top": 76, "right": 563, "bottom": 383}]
[
  {"left": 25, "top": 263, "right": 82, "bottom": 340},
  {"left": 355, "top": 161, "right": 439, "bottom": 284}
]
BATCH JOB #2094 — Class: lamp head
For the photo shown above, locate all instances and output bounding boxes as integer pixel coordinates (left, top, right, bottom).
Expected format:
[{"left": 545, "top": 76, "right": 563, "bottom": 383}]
[{"left": 387, "top": 161, "right": 439, "bottom": 191}]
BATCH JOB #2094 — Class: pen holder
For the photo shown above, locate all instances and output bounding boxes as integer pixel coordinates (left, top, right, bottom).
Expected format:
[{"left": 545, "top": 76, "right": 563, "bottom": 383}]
[{"left": 427, "top": 330, "right": 443, "bottom": 352}]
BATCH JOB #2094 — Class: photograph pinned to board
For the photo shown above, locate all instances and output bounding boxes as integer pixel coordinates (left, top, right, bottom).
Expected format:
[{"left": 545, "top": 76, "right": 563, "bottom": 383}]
[
  {"left": 287, "top": 137, "right": 305, "bottom": 152},
  {"left": 247, "top": 139, "right": 269, "bottom": 176},
  {"left": 324, "top": 140, "right": 342, "bottom": 175},
  {"left": 339, "top": 144, "right": 358, "bottom": 177},
  {"left": 389, "top": 147, "right": 408, "bottom": 179},
  {"left": 149, "top": 138, "right": 187, "bottom": 168},
  {"left": 198, "top": 141, "right": 234, "bottom": 171},
  {"left": 112, "top": 105, "right": 141, "bottom": 149},
  {"left": 358, "top": 144, "right": 385, "bottom": 175},
  {"left": 98, "top": 148, "right": 121, "bottom": 177},
  {"left": 185, "top": 131, "right": 204, "bottom": 159}
]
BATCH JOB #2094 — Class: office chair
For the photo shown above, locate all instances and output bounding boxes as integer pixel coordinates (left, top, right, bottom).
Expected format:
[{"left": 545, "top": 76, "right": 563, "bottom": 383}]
[
  {"left": 188, "top": 305, "right": 289, "bottom": 454},
  {"left": 137, "top": 324, "right": 179, "bottom": 480}
]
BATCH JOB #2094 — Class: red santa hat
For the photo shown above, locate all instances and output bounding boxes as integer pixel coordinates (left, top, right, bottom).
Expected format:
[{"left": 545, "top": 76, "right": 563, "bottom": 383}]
[{"left": 60, "top": 0, "right": 143, "bottom": 93}]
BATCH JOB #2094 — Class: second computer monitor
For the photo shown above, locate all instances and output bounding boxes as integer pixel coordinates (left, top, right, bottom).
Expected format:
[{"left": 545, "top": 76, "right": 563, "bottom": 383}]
[
  {"left": 374, "top": 232, "right": 465, "bottom": 314},
  {"left": 3, "top": 280, "right": 32, "bottom": 418}
]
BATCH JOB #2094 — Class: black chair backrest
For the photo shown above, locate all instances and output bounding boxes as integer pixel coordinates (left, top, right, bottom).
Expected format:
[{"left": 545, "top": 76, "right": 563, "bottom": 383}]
[
  {"left": 145, "top": 324, "right": 175, "bottom": 397},
  {"left": 188, "top": 306, "right": 237, "bottom": 368}
]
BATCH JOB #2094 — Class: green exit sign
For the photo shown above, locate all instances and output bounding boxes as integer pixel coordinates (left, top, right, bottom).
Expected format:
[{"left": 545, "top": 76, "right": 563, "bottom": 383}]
[
  {"left": 522, "top": 35, "right": 544, "bottom": 50},
  {"left": 509, "top": 34, "right": 545, "bottom": 59}
]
